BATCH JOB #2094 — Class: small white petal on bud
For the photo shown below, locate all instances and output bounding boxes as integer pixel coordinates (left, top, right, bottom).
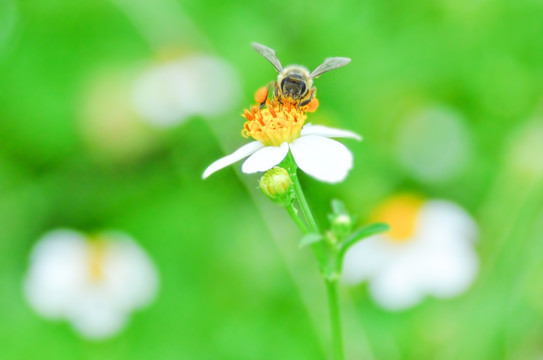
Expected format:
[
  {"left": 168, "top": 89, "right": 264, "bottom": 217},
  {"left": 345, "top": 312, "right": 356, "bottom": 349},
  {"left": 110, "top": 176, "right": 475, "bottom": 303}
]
[{"left": 333, "top": 214, "right": 352, "bottom": 227}]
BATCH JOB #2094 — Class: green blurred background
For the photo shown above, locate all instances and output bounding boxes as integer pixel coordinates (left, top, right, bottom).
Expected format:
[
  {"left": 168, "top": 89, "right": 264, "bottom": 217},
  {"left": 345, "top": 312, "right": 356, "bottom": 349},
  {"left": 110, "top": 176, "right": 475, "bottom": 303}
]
[{"left": 1, "top": 0, "right": 543, "bottom": 359}]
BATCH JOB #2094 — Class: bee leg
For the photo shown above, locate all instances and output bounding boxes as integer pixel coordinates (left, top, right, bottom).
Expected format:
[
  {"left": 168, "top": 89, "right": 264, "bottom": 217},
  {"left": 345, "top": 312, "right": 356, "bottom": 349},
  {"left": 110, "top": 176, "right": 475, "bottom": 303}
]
[
  {"left": 298, "top": 88, "right": 315, "bottom": 108},
  {"left": 276, "top": 91, "right": 283, "bottom": 111},
  {"left": 274, "top": 85, "right": 284, "bottom": 109}
]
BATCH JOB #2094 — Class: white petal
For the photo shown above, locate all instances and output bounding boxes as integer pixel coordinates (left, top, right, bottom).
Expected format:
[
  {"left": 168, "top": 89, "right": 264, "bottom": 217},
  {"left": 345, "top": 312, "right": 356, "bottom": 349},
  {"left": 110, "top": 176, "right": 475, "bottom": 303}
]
[
  {"left": 132, "top": 56, "right": 241, "bottom": 127},
  {"left": 290, "top": 136, "right": 353, "bottom": 183},
  {"left": 417, "top": 200, "right": 478, "bottom": 246},
  {"left": 301, "top": 123, "right": 362, "bottom": 141},
  {"left": 100, "top": 233, "right": 159, "bottom": 310},
  {"left": 418, "top": 245, "right": 479, "bottom": 298},
  {"left": 179, "top": 56, "right": 241, "bottom": 116},
  {"left": 132, "top": 62, "right": 192, "bottom": 127},
  {"left": 341, "top": 236, "right": 390, "bottom": 285},
  {"left": 202, "top": 141, "right": 264, "bottom": 179},
  {"left": 241, "top": 142, "right": 289, "bottom": 173},
  {"left": 23, "top": 230, "right": 89, "bottom": 319},
  {"left": 368, "top": 252, "right": 427, "bottom": 311},
  {"left": 67, "top": 291, "right": 128, "bottom": 339},
  {"left": 369, "top": 272, "right": 425, "bottom": 311}
]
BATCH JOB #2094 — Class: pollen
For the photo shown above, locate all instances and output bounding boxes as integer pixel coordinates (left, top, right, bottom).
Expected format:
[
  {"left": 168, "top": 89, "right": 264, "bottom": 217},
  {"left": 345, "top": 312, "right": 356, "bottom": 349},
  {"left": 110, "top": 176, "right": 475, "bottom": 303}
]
[
  {"left": 372, "top": 194, "right": 424, "bottom": 243},
  {"left": 241, "top": 97, "right": 316, "bottom": 146}
]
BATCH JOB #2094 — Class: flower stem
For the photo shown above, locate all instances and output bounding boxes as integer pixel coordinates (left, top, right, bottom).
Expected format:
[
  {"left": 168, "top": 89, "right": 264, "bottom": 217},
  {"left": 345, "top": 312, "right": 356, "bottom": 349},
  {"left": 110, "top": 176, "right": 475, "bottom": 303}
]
[
  {"left": 288, "top": 161, "right": 319, "bottom": 234},
  {"left": 325, "top": 278, "right": 345, "bottom": 360},
  {"left": 286, "top": 203, "right": 309, "bottom": 234},
  {"left": 284, "top": 153, "right": 345, "bottom": 360}
]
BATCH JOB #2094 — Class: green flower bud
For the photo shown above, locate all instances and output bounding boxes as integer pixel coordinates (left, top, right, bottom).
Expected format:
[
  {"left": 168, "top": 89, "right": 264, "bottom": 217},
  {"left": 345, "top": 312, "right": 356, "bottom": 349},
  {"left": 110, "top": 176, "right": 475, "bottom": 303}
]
[
  {"left": 259, "top": 167, "right": 295, "bottom": 206},
  {"left": 328, "top": 200, "right": 354, "bottom": 241},
  {"left": 333, "top": 214, "right": 352, "bottom": 227}
]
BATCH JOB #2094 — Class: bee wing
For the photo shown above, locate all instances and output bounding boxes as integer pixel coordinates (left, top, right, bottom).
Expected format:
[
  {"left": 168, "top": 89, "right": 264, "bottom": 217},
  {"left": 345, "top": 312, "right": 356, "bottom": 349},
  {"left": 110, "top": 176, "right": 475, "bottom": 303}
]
[
  {"left": 252, "top": 42, "right": 283, "bottom": 73},
  {"left": 310, "top": 57, "right": 351, "bottom": 78}
]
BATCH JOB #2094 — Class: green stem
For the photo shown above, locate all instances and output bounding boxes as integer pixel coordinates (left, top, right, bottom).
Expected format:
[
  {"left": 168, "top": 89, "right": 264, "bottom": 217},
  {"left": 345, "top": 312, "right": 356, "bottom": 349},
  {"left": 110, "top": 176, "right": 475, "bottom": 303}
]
[
  {"left": 287, "top": 158, "right": 320, "bottom": 234},
  {"left": 286, "top": 203, "right": 309, "bottom": 234},
  {"left": 284, "top": 153, "right": 345, "bottom": 360},
  {"left": 325, "top": 279, "right": 345, "bottom": 360}
]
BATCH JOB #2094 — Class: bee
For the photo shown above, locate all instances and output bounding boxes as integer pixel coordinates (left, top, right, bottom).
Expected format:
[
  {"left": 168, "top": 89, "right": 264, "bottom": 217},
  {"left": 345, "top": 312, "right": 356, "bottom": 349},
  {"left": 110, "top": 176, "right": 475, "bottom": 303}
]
[{"left": 252, "top": 42, "right": 351, "bottom": 108}]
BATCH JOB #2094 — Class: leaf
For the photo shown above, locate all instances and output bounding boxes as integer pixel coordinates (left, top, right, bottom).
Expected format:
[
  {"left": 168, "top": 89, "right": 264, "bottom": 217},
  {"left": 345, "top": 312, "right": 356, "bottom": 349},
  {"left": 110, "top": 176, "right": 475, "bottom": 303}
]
[
  {"left": 331, "top": 199, "right": 347, "bottom": 215},
  {"left": 299, "top": 233, "right": 324, "bottom": 248},
  {"left": 338, "top": 222, "right": 390, "bottom": 257},
  {"left": 333, "top": 222, "right": 390, "bottom": 275}
]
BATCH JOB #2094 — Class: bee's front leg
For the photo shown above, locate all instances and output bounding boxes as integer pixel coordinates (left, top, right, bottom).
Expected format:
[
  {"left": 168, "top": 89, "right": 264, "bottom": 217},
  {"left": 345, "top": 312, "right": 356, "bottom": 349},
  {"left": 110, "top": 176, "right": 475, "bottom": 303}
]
[
  {"left": 274, "top": 85, "right": 284, "bottom": 109},
  {"left": 274, "top": 84, "right": 283, "bottom": 103},
  {"left": 298, "top": 87, "right": 316, "bottom": 108}
]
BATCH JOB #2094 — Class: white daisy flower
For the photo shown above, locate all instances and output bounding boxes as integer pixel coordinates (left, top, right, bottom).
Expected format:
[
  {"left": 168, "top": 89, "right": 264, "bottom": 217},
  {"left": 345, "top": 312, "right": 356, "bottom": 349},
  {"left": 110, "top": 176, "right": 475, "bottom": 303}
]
[
  {"left": 132, "top": 54, "right": 240, "bottom": 127},
  {"left": 202, "top": 98, "right": 361, "bottom": 183},
  {"left": 23, "top": 229, "right": 159, "bottom": 339},
  {"left": 79, "top": 70, "right": 159, "bottom": 163},
  {"left": 342, "top": 195, "right": 478, "bottom": 311}
]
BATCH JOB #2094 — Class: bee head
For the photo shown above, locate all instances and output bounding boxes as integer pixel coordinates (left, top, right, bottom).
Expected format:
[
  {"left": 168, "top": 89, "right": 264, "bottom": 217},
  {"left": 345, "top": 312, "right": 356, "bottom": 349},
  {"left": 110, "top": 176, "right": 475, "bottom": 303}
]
[{"left": 278, "top": 66, "right": 312, "bottom": 100}]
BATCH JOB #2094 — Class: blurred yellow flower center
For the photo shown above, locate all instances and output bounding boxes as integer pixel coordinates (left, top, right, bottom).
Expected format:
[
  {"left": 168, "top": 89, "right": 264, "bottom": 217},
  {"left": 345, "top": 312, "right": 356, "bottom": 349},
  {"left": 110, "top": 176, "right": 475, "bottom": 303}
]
[
  {"left": 88, "top": 240, "right": 106, "bottom": 282},
  {"left": 372, "top": 194, "right": 424, "bottom": 243},
  {"left": 241, "top": 98, "right": 316, "bottom": 146}
]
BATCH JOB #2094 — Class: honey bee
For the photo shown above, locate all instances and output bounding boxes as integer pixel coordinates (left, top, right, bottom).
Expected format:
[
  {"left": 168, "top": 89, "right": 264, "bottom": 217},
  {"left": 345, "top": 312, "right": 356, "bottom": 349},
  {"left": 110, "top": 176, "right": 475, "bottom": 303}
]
[{"left": 252, "top": 42, "right": 351, "bottom": 108}]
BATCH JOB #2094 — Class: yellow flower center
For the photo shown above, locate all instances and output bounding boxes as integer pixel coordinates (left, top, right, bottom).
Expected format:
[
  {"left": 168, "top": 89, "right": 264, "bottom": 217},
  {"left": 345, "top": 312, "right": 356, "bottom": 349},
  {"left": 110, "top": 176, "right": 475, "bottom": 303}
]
[
  {"left": 372, "top": 194, "right": 424, "bottom": 243},
  {"left": 88, "top": 239, "right": 107, "bottom": 282},
  {"left": 241, "top": 97, "right": 318, "bottom": 146}
]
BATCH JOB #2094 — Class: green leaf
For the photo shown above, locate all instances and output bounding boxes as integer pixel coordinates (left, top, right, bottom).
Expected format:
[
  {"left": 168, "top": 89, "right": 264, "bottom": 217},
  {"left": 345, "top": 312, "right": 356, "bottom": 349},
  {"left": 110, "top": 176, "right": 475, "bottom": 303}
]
[
  {"left": 331, "top": 199, "right": 348, "bottom": 216},
  {"left": 338, "top": 222, "right": 390, "bottom": 260},
  {"left": 299, "top": 233, "right": 324, "bottom": 248}
]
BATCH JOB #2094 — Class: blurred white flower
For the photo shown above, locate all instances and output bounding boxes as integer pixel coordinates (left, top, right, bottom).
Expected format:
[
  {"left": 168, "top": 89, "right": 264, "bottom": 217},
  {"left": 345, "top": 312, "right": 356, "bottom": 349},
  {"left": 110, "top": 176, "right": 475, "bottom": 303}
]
[
  {"left": 24, "top": 229, "right": 159, "bottom": 339},
  {"left": 342, "top": 195, "right": 478, "bottom": 311},
  {"left": 396, "top": 106, "right": 472, "bottom": 183},
  {"left": 132, "top": 54, "right": 240, "bottom": 127},
  {"left": 79, "top": 70, "right": 159, "bottom": 163}
]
